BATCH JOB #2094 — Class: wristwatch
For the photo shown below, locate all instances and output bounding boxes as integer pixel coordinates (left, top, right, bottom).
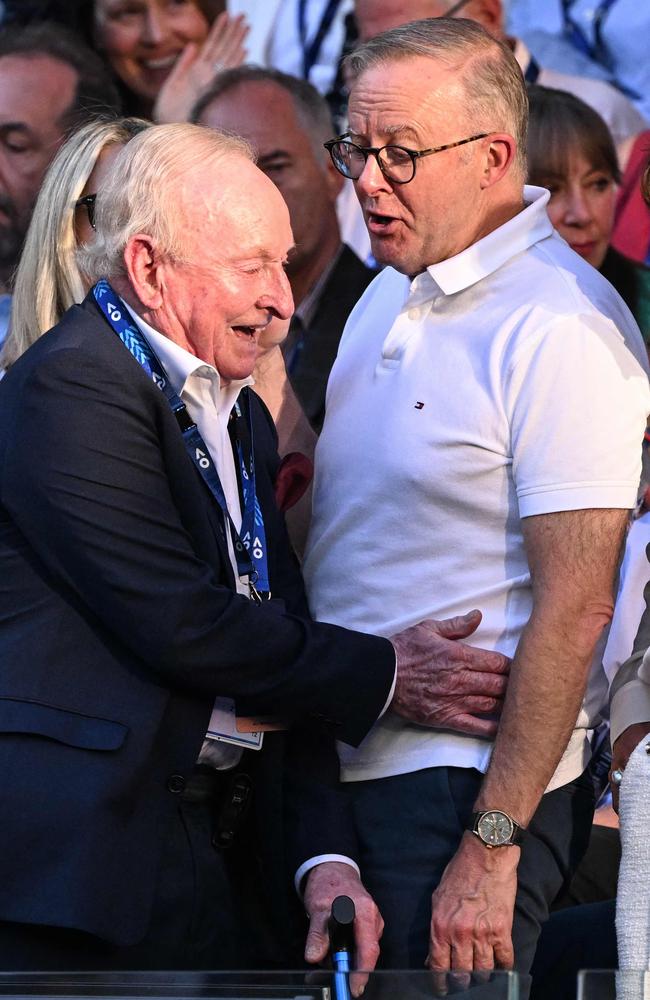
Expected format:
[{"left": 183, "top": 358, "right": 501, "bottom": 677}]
[{"left": 469, "top": 810, "right": 524, "bottom": 848}]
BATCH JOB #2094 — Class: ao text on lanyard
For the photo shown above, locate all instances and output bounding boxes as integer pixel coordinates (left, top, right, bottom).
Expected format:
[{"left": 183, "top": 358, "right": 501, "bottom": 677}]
[{"left": 92, "top": 279, "right": 271, "bottom": 603}]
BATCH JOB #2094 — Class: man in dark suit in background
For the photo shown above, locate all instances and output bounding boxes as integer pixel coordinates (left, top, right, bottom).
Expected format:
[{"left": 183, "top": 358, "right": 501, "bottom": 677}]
[
  {"left": 193, "top": 67, "right": 377, "bottom": 433},
  {"left": 0, "top": 122, "right": 508, "bottom": 976}
]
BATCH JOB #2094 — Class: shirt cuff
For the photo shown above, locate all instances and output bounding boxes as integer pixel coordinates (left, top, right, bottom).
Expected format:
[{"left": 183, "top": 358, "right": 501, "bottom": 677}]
[
  {"left": 378, "top": 662, "right": 397, "bottom": 719},
  {"left": 294, "top": 854, "right": 360, "bottom": 897}
]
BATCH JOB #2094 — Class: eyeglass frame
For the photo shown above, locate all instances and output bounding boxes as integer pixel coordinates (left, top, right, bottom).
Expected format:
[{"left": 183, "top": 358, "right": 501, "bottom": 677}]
[
  {"left": 323, "top": 132, "right": 491, "bottom": 185},
  {"left": 445, "top": 0, "right": 473, "bottom": 16},
  {"left": 75, "top": 193, "right": 97, "bottom": 230}
]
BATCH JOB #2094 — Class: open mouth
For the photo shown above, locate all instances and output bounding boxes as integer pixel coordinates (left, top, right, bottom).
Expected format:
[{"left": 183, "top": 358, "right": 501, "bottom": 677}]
[
  {"left": 232, "top": 325, "right": 259, "bottom": 338},
  {"left": 367, "top": 212, "right": 400, "bottom": 235},
  {"left": 142, "top": 55, "right": 179, "bottom": 72}
]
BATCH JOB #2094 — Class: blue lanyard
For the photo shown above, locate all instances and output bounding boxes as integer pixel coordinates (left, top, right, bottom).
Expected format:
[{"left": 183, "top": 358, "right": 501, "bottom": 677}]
[
  {"left": 298, "top": 0, "right": 342, "bottom": 80},
  {"left": 92, "top": 279, "right": 270, "bottom": 600},
  {"left": 524, "top": 55, "right": 541, "bottom": 83},
  {"left": 561, "top": 0, "right": 618, "bottom": 63}
]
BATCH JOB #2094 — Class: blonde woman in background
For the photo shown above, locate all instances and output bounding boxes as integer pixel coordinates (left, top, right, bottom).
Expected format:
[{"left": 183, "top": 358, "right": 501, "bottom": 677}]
[{"left": 0, "top": 116, "right": 149, "bottom": 371}]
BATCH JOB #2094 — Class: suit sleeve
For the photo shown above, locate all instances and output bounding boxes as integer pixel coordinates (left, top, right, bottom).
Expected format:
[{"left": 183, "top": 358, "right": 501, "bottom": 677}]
[{"left": 0, "top": 347, "right": 393, "bottom": 747}]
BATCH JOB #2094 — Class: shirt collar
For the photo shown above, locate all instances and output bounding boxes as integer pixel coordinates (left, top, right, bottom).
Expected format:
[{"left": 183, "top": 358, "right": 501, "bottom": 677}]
[
  {"left": 425, "top": 185, "right": 554, "bottom": 297},
  {"left": 120, "top": 298, "right": 254, "bottom": 400}
]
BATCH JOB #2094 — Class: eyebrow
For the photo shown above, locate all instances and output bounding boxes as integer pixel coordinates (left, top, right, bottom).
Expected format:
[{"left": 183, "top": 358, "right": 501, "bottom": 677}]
[
  {"left": 236, "top": 244, "right": 297, "bottom": 263},
  {"left": 258, "top": 149, "right": 292, "bottom": 162},
  {"left": 349, "top": 123, "right": 420, "bottom": 144},
  {"left": 0, "top": 122, "right": 33, "bottom": 136}
]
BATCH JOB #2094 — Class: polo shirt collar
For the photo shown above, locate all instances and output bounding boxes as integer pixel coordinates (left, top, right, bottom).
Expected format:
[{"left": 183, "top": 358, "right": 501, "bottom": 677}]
[{"left": 425, "top": 185, "right": 553, "bottom": 296}]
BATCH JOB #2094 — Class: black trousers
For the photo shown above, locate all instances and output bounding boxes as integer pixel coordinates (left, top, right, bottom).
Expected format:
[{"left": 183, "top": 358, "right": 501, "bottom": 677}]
[
  {"left": 349, "top": 766, "right": 594, "bottom": 984},
  {"left": 0, "top": 771, "right": 267, "bottom": 972}
]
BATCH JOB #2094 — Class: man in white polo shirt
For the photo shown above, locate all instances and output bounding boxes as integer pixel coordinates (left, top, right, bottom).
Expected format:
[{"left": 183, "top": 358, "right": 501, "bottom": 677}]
[{"left": 303, "top": 16, "right": 650, "bottom": 981}]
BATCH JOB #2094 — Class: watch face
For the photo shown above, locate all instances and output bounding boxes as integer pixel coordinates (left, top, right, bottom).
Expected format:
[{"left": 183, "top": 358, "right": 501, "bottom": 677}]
[{"left": 477, "top": 811, "right": 514, "bottom": 846}]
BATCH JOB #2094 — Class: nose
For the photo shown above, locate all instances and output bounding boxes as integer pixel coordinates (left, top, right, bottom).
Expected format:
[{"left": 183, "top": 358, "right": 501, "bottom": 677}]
[
  {"left": 260, "top": 267, "right": 293, "bottom": 321},
  {"left": 563, "top": 186, "right": 592, "bottom": 226},
  {"left": 141, "top": 8, "right": 169, "bottom": 46},
  {"left": 355, "top": 152, "right": 392, "bottom": 198}
]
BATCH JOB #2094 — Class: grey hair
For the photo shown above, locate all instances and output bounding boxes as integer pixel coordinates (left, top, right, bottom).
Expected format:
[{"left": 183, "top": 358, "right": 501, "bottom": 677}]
[
  {"left": 191, "top": 65, "right": 335, "bottom": 162},
  {"left": 2, "top": 116, "right": 148, "bottom": 370},
  {"left": 78, "top": 122, "right": 254, "bottom": 282},
  {"left": 345, "top": 17, "right": 528, "bottom": 179}
]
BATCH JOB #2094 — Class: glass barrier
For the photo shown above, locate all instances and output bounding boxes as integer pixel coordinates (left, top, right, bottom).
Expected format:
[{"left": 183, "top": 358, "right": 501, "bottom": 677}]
[
  {"left": 578, "top": 970, "right": 650, "bottom": 1000},
  {"left": 0, "top": 970, "right": 524, "bottom": 1000}
]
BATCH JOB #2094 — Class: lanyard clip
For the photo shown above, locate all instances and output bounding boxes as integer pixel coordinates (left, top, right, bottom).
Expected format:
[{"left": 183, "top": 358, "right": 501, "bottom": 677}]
[{"left": 249, "top": 580, "right": 271, "bottom": 604}]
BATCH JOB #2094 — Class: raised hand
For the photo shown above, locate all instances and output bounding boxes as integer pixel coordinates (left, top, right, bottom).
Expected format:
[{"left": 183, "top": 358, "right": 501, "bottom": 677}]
[
  {"left": 390, "top": 611, "right": 509, "bottom": 737},
  {"left": 154, "top": 12, "right": 249, "bottom": 124}
]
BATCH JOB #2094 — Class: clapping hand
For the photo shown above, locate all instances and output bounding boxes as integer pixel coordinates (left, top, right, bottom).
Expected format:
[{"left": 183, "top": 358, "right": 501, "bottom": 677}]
[{"left": 154, "top": 12, "right": 249, "bottom": 124}]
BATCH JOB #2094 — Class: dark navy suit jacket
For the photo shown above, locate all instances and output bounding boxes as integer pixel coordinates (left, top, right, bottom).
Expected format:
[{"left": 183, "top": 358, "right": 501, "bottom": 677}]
[{"left": 0, "top": 295, "right": 394, "bottom": 946}]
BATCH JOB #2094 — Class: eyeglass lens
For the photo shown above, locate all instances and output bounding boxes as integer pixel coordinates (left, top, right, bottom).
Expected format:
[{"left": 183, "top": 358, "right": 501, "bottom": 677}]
[
  {"left": 86, "top": 197, "right": 96, "bottom": 229},
  {"left": 331, "top": 142, "right": 414, "bottom": 182}
]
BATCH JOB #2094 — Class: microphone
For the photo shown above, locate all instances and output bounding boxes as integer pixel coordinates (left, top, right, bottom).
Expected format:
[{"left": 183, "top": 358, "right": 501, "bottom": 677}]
[{"left": 329, "top": 894, "right": 355, "bottom": 1000}]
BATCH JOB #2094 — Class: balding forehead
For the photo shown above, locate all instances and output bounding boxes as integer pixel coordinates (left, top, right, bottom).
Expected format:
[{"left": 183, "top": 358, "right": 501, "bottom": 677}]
[{"left": 188, "top": 155, "right": 286, "bottom": 223}]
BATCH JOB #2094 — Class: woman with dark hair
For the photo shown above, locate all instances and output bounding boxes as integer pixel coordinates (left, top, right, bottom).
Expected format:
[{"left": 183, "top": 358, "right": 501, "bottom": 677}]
[
  {"left": 5, "top": 0, "right": 249, "bottom": 120},
  {"left": 94, "top": 0, "right": 250, "bottom": 120},
  {"left": 527, "top": 84, "right": 650, "bottom": 344}
]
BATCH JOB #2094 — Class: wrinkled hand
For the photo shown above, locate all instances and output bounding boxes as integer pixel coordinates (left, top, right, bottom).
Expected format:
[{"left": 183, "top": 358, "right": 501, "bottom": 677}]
[
  {"left": 154, "top": 12, "right": 249, "bottom": 123},
  {"left": 611, "top": 722, "right": 650, "bottom": 811},
  {"left": 427, "top": 832, "right": 518, "bottom": 975},
  {"left": 304, "top": 861, "right": 384, "bottom": 998},
  {"left": 390, "top": 611, "right": 509, "bottom": 738}
]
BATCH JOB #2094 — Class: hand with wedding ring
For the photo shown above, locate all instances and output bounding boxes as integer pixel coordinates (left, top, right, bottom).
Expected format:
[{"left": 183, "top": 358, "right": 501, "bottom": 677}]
[{"left": 154, "top": 11, "right": 249, "bottom": 124}]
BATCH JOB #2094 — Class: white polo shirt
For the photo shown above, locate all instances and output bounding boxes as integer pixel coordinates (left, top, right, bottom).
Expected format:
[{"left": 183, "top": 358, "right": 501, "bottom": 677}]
[{"left": 303, "top": 185, "right": 650, "bottom": 791}]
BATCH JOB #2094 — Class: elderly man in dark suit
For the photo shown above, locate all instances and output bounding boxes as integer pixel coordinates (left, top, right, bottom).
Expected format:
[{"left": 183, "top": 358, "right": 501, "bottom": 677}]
[{"left": 0, "top": 122, "right": 508, "bottom": 977}]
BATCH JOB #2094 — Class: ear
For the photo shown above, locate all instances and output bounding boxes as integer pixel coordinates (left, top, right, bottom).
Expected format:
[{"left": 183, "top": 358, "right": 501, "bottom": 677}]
[
  {"left": 122, "top": 235, "right": 165, "bottom": 310},
  {"left": 324, "top": 155, "right": 345, "bottom": 201},
  {"left": 479, "top": 133, "right": 518, "bottom": 189}
]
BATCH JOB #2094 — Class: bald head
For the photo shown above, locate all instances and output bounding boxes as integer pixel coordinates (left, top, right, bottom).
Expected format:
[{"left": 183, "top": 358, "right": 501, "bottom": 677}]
[{"left": 354, "top": 0, "right": 505, "bottom": 43}]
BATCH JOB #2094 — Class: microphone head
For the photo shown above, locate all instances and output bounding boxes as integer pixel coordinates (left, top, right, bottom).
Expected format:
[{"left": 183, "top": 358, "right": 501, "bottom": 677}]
[{"left": 329, "top": 894, "right": 356, "bottom": 952}]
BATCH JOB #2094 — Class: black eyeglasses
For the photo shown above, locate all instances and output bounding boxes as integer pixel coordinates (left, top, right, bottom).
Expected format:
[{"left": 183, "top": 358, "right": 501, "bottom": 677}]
[
  {"left": 324, "top": 132, "right": 490, "bottom": 185},
  {"left": 75, "top": 193, "right": 97, "bottom": 229},
  {"left": 446, "top": 0, "right": 473, "bottom": 16}
]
